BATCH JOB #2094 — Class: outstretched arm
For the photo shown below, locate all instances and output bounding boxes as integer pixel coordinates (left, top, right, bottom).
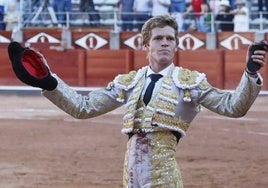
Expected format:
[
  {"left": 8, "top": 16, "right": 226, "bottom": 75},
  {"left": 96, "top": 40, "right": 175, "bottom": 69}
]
[
  {"left": 42, "top": 76, "right": 124, "bottom": 119},
  {"left": 8, "top": 41, "right": 124, "bottom": 119},
  {"left": 199, "top": 41, "right": 268, "bottom": 117}
]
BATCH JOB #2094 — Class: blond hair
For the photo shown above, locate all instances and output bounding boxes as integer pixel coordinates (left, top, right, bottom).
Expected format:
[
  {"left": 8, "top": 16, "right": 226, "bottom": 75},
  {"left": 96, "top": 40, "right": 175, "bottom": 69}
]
[{"left": 141, "top": 15, "right": 179, "bottom": 46}]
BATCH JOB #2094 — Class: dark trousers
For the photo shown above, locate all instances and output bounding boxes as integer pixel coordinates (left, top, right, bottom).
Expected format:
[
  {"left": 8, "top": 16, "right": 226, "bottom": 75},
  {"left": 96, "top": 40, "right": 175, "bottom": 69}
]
[
  {"left": 135, "top": 12, "right": 151, "bottom": 31},
  {"left": 121, "top": 14, "right": 133, "bottom": 31}
]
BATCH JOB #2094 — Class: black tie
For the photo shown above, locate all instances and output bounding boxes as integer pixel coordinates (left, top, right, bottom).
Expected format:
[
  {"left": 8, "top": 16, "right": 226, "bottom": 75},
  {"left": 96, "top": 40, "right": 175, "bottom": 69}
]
[{"left": 143, "top": 74, "right": 163, "bottom": 105}]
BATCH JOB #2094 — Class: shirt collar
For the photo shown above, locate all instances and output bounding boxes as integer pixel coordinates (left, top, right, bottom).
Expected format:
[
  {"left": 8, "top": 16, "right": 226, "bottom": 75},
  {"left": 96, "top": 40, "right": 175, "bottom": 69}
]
[{"left": 146, "top": 63, "right": 173, "bottom": 77}]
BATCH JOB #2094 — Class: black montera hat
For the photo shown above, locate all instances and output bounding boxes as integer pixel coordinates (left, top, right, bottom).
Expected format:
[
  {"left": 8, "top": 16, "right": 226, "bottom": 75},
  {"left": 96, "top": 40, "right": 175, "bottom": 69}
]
[{"left": 8, "top": 41, "right": 57, "bottom": 90}]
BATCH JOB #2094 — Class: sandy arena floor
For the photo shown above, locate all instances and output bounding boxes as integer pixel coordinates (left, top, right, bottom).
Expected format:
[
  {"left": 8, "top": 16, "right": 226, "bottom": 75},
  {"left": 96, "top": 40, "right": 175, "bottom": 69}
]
[{"left": 0, "top": 93, "right": 267, "bottom": 188}]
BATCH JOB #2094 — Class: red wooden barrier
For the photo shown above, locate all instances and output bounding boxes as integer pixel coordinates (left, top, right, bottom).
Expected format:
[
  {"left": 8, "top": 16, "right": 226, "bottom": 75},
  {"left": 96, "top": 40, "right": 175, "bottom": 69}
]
[
  {"left": 0, "top": 48, "right": 23, "bottom": 86},
  {"left": 40, "top": 49, "right": 86, "bottom": 86},
  {"left": 224, "top": 50, "right": 268, "bottom": 90},
  {"left": 0, "top": 31, "right": 12, "bottom": 48},
  {"left": 178, "top": 49, "right": 224, "bottom": 89},
  {"left": 85, "top": 49, "right": 133, "bottom": 86},
  {"left": 133, "top": 50, "right": 147, "bottom": 70},
  {"left": 224, "top": 50, "right": 246, "bottom": 89}
]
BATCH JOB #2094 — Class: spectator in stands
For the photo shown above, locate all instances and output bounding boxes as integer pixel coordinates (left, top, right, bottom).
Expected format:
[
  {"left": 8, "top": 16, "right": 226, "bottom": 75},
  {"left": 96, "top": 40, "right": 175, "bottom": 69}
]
[
  {"left": 79, "top": 0, "right": 100, "bottom": 26},
  {"left": 170, "top": 0, "right": 186, "bottom": 32},
  {"left": 0, "top": 0, "right": 9, "bottom": 30},
  {"left": 199, "top": 3, "right": 214, "bottom": 32},
  {"left": 170, "top": 0, "right": 186, "bottom": 13},
  {"left": 229, "top": 0, "right": 236, "bottom": 9},
  {"left": 215, "top": 0, "right": 234, "bottom": 31},
  {"left": 118, "top": 0, "right": 134, "bottom": 31},
  {"left": 258, "top": 0, "right": 268, "bottom": 18},
  {"left": 208, "top": 0, "right": 221, "bottom": 16},
  {"left": 230, "top": 0, "right": 249, "bottom": 32},
  {"left": 133, "top": 0, "right": 151, "bottom": 31},
  {"left": 3, "top": 2, "right": 19, "bottom": 31},
  {"left": 183, "top": 0, "right": 205, "bottom": 32},
  {"left": 52, "top": 0, "right": 72, "bottom": 27},
  {"left": 151, "top": 0, "right": 171, "bottom": 16}
]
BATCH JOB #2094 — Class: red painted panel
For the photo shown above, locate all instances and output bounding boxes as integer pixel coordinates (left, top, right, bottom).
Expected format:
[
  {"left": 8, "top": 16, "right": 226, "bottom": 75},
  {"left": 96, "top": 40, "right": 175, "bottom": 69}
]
[
  {"left": 225, "top": 50, "right": 268, "bottom": 90},
  {"left": 179, "top": 49, "right": 224, "bottom": 89},
  {"left": 85, "top": 49, "right": 133, "bottom": 86},
  {"left": 0, "top": 48, "right": 23, "bottom": 85},
  {"left": 40, "top": 49, "right": 86, "bottom": 86},
  {"left": 133, "top": 50, "right": 147, "bottom": 70}
]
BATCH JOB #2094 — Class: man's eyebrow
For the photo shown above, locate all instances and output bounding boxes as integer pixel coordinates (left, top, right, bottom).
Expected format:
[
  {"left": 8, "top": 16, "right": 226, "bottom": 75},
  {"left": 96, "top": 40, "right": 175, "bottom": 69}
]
[{"left": 153, "top": 34, "right": 174, "bottom": 37}]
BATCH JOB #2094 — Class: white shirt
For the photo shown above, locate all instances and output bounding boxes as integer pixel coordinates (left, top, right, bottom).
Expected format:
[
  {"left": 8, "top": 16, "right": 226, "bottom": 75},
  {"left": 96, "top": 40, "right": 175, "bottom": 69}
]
[
  {"left": 233, "top": 6, "right": 249, "bottom": 32},
  {"left": 133, "top": 0, "right": 152, "bottom": 12},
  {"left": 142, "top": 63, "right": 173, "bottom": 98},
  {"left": 151, "top": 0, "right": 171, "bottom": 16}
]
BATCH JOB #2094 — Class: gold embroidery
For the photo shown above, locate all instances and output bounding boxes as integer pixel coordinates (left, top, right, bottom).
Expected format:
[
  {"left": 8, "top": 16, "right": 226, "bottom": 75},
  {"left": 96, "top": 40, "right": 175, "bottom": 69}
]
[
  {"left": 178, "top": 68, "right": 199, "bottom": 86},
  {"left": 172, "top": 67, "right": 207, "bottom": 89},
  {"left": 199, "top": 79, "right": 210, "bottom": 90},
  {"left": 122, "top": 69, "right": 189, "bottom": 136},
  {"left": 172, "top": 67, "right": 206, "bottom": 102},
  {"left": 117, "top": 91, "right": 125, "bottom": 102},
  {"left": 159, "top": 89, "right": 178, "bottom": 101},
  {"left": 116, "top": 71, "right": 137, "bottom": 86},
  {"left": 156, "top": 100, "right": 175, "bottom": 116},
  {"left": 123, "top": 140, "right": 131, "bottom": 187},
  {"left": 152, "top": 113, "right": 189, "bottom": 132},
  {"left": 183, "top": 89, "right": 191, "bottom": 102},
  {"left": 149, "top": 132, "right": 183, "bottom": 187}
]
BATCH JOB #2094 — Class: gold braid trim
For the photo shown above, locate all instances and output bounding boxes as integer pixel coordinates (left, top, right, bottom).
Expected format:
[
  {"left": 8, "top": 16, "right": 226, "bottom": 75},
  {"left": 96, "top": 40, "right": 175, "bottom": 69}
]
[
  {"left": 114, "top": 71, "right": 137, "bottom": 88},
  {"left": 113, "top": 66, "right": 147, "bottom": 90},
  {"left": 152, "top": 113, "right": 189, "bottom": 136},
  {"left": 150, "top": 132, "right": 183, "bottom": 186},
  {"left": 199, "top": 79, "right": 210, "bottom": 90},
  {"left": 113, "top": 66, "right": 147, "bottom": 102}
]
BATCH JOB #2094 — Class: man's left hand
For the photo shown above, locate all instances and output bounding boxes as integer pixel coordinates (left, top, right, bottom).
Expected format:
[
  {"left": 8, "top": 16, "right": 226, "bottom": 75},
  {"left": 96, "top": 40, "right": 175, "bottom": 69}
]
[{"left": 246, "top": 40, "right": 268, "bottom": 73}]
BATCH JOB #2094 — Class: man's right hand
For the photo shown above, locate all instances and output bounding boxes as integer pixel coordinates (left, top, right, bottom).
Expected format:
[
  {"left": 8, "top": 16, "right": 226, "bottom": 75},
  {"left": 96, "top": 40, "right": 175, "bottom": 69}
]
[{"left": 8, "top": 41, "right": 58, "bottom": 91}]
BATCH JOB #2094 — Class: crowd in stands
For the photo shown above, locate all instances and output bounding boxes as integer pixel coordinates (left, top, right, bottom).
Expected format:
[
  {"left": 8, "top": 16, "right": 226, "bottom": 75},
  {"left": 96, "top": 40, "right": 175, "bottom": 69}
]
[
  {"left": 118, "top": 0, "right": 268, "bottom": 32},
  {"left": 0, "top": 0, "right": 267, "bottom": 32}
]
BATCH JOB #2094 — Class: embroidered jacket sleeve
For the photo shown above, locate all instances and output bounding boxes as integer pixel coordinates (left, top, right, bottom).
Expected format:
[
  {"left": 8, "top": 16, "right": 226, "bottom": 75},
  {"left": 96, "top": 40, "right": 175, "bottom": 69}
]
[
  {"left": 197, "top": 71, "right": 262, "bottom": 117},
  {"left": 42, "top": 74, "right": 130, "bottom": 119}
]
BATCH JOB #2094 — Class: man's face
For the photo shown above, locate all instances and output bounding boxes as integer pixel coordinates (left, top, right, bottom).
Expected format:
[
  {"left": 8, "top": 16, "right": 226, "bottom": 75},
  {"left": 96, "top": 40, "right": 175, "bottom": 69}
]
[{"left": 146, "top": 26, "right": 178, "bottom": 72}]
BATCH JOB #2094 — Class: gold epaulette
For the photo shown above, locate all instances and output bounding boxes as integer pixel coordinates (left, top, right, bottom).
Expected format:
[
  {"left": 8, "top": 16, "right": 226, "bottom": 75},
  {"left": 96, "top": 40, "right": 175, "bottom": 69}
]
[
  {"left": 172, "top": 67, "right": 207, "bottom": 102},
  {"left": 113, "top": 66, "right": 147, "bottom": 91},
  {"left": 112, "top": 66, "right": 147, "bottom": 103}
]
